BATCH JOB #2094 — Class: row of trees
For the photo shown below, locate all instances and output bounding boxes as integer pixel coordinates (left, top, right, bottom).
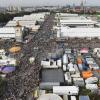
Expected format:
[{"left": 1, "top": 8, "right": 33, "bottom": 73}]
[
  {"left": 0, "top": 9, "right": 50, "bottom": 24},
  {"left": 0, "top": 12, "right": 31, "bottom": 23}
]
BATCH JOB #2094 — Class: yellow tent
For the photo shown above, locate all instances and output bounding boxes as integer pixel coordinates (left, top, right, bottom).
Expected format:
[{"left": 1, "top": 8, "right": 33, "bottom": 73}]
[
  {"left": 9, "top": 46, "right": 21, "bottom": 53},
  {"left": 81, "top": 70, "right": 93, "bottom": 79}
]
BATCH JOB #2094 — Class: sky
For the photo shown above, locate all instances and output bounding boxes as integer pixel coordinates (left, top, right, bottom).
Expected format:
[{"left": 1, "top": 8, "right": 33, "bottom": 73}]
[{"left": 0, "top": 0, "right": 100, "bottom": 7}]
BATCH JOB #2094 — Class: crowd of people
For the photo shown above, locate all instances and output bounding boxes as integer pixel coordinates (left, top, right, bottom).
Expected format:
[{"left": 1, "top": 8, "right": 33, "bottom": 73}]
[{"left": 0, "top": 14, "right": 55, "bottom": 100}]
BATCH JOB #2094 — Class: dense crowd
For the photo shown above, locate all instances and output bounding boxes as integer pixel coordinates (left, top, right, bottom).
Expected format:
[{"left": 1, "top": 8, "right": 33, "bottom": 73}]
[{"left": 0, "top": 14, "right": 55, "bottom": 100}]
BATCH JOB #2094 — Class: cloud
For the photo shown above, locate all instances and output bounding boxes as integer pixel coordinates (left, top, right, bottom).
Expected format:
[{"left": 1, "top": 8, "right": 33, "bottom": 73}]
[{"left": 0, "top": 0, "right": 99, "bottom": 7}]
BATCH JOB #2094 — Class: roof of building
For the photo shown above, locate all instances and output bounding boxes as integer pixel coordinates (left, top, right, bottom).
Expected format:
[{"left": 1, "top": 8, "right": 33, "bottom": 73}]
[
  {"left": 13, "top": 17, "right": 23, "bottom": 21},
  {"left": 6, "top": 20, "right": 36, "bottom": 27},
  {"left": 56, "top": 13, "right": 78, "bottom": 17},
  {"left": 37, "top": 93, "right": 63, "bottom": 100},
  {"left": 60, "top": 19, "right": 96, "bottom": 24},
  {"left": 58, "top": 27, "right": 100, "bottom": 37},
  {"left": 71, "top": 96, "right": 76, "bottom": 100},
  {"left": 41, "top": 69, "right": 64, "bottom": 83},
  {"left": 53, "top": 86, "right": 79, "bottom": 91},
  {"left": 79, "top": 96, "right": 90, "bottom": 100},
  {"left": 0, "top": 27, "right": 15, "bottom": 34},
  {"left": 13, "top": 13, "right": 45, "bottom": 21},
  {"left": 59, "top": 15, "right": 86, "bottom": 19},
  {"left": 0, "top": 34, "right": 15, "bottom": 38}
]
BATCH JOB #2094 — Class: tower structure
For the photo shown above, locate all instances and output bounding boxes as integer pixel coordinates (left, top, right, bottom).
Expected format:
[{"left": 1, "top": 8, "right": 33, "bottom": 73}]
[{"left": 15, "top": 21, "right": 23, "bottom": 42}]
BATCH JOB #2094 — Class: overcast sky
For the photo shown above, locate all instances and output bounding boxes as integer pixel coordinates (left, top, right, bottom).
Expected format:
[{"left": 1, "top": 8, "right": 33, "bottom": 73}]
[{"left": 0, "top": 0, "right": 100, "bottom": 7}]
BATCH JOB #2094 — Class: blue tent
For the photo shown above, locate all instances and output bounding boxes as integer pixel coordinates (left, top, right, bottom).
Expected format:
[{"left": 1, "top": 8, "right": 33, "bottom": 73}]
[
  {"left": 2, "top": 66, "right": 16, "bottom": 73},
  {"left": 79, "top": 96, "right": 90, "bottom": 100}
]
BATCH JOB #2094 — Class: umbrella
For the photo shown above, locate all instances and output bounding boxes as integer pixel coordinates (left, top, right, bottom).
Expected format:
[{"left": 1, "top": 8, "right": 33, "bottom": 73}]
[
  {"left": 2, "top": 66, "right": 16, "bottom": 73},
  {"left": 80, "top": 48, "right": 88, "bottom": 54},
  {"left": 29, "top": 57, "right": 35, "bottom": 63},
  {"left": 9, "top": 46, "right": 21, "bottom": 53}
]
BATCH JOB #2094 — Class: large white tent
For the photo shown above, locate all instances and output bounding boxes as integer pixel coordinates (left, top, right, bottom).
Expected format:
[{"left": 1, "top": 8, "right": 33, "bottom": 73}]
[
  {"left": 57, "top": 27, "right": 100, "bottom": 38},
  {"left": 60, "top": 19, "right": 96, "bottom": 25},
  {"left": 0, "top": 27, "right": 15, "bottom": 39}
]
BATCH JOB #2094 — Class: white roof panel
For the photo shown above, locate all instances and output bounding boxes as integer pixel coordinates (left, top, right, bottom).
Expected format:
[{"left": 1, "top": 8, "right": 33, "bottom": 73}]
[
  {"left": 0, "top": 27, "right": 15, "bottom": 34},
  {"left": 53, "top": 86, "right": 79, "bottom": 91},
  {"left": 56, "top": 13, "right": 78, "bottom": 17},
  {"left": 6, "top": 20, "right": 36, "bottom": 28},
  {"left": 13, "top": 17, "right": 23, "bottom": 21},
  {"left": 0, "top": 34, "right": 15, "bottom": 38},
  {"left": 38, "top": 94, "right": 62, "bottom": 100},
  {"left": 58, "top": 27, "right": 100, "bottom": 37},
  {"left": 60, "top": 19, "right": 96, "bottom": 24},
  {"left": 71, "top": 96, "right": 76, "bottom": 100}
]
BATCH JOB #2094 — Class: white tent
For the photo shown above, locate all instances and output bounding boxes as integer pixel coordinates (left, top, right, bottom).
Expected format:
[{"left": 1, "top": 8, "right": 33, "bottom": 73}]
[
  {"left": 86, "top": 84, "right": 98, "bottom": 90},
  {"left": 37, "top": 94, "right": 62, "bottom": 100},
  {"left": 57, "top": 27, "right": 100, "bottom": 38},
  {"left": 53, "top": 86, "right": 79, "bottom": 95}
]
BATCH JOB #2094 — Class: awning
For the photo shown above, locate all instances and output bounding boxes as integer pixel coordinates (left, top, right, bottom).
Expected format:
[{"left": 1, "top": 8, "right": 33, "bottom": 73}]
[
  {"left": 2, "top": 66, "right": 15, "bottom": 73},
  {"left": 9, "top": 46, "right": 21, "bottom": 53},
  {"left": 80, "top": 48, "right": 88, "bottom": 54}
]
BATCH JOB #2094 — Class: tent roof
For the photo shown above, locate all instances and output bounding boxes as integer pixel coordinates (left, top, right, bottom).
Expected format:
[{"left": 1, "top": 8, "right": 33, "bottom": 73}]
[
  {"left": 9, "top": 46, "right": 21, "bottom": 53},
  {"left": 58, "top": 27, "right": 100, "bottom": 37},
  {"left": 0, "top": 27, "right": 15, "bottom": 34}
]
